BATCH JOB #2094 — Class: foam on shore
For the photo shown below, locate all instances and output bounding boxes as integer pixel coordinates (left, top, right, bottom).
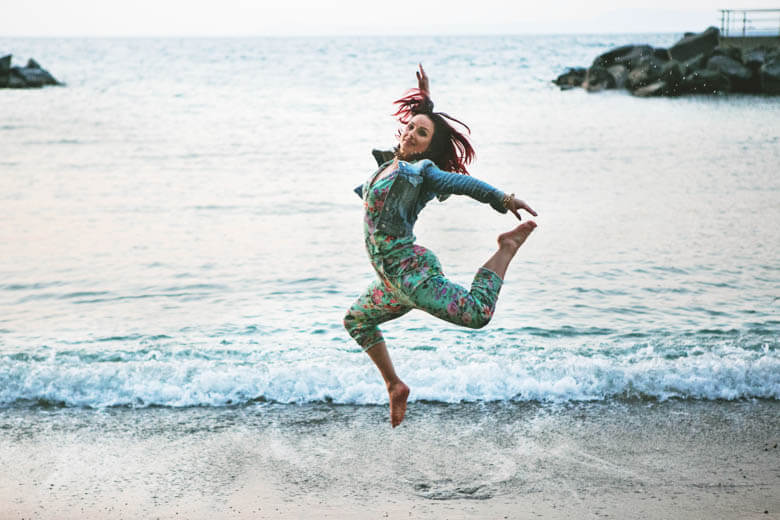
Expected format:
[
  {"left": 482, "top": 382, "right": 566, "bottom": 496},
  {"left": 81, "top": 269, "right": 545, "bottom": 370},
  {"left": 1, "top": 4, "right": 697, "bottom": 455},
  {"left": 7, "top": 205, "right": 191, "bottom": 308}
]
[{"left": 2, "top": 339, "right": 777, "bottom": 408}]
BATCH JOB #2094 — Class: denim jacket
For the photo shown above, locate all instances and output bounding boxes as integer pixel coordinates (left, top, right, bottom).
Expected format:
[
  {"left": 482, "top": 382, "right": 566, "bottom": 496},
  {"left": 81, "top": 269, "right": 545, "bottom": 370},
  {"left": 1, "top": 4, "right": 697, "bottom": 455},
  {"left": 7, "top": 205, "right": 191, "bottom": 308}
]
[{"left": 354, "top": 158, "right": 507, "bottom": 237}]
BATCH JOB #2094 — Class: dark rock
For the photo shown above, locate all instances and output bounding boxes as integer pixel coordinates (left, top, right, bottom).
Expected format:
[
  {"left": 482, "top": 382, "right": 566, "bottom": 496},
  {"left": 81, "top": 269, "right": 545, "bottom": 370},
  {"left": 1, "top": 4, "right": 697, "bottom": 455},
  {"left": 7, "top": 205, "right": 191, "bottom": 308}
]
[
  {"left": 552, "top": 26, "right": 780, "bottom": 96},
  {"left": 711, "top": 45, "right": 742, "bottom": 62},
  {"left": 39, "top": 67, "right": 60, "bottom": 86},
  {"left": 592, "top": 45, "right": 653, "bottom": 69},
  {"left": 614, "top": 46, "right": 655, "bottom": 70},
  {"left": 743, "top": 47, "right": 768, "bottom": 72},
  {"left": 606, "top": 65, "right": 628, "bottom": 89},
  {"left": 553, "top": 67, "right": 587, "bottom": 88},
  {"left": 653, "top": 48, "right": 671, "bottom": 62},
  {"left": 583, "top": 66, "right": 616, "bottom": 92},
  {"left": 669, "top": 27, "right": 720, "bottom": 62},
  {"left": 592, "top": 45, "right": 634, "bottom": 68},
  {"left": 11, "top": 67, "right": 42, "bottom": 87},
  {"left": 660, "top": 60, "right": 684, "bottom": 94},
  {"left": 707, "top": 55, "right": 755, "bottom": 92},
  {"left": 0, "top": 54, "right": 9, "bottom": 88},
  {"left": 11, "top": 65, "right": 59, "bottom": 87},
  {"left": 681, "top": 54, "right": 707, "bottom": 75},
  {"left": 680, "top": 69, "right": 731, "bottom": 94},
  {"left": 11, "top": 67, "right": 46, "bottom": 87},
  {"left": 760, "top": 57, "right": 780, "bottom": 94},
  {"left": 6, "top": 73, "right": 27, "bottom": 89},
  {"left": 626, "top": 56, "right": 665, "bottom": 90},
  {"left": 632, "top": 80, "right": 668, "bottom": 97},
  {"left": 0, "top": 56, "right": 60, "bottom": 88}
]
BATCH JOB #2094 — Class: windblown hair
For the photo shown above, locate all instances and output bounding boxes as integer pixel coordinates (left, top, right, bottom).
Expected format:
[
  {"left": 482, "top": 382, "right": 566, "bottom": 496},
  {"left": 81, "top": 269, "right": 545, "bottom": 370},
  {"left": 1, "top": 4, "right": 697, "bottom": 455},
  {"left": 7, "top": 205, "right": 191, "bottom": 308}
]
[{"left": 392, "top": 88, "right": 475, "bottom": 175}]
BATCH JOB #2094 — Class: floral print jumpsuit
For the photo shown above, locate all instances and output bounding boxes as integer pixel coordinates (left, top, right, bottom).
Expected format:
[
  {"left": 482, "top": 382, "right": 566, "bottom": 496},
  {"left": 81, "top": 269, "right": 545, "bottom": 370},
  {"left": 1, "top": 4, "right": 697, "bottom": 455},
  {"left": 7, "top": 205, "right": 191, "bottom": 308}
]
[{"left": 343, "top": 166, "right": 503, "bottom": 351}]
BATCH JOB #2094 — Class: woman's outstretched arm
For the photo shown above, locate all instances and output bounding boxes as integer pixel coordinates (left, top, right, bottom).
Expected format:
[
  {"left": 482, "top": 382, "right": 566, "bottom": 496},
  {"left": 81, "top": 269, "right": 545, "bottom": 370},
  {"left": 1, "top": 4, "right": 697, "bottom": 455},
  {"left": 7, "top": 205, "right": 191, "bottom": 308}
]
[{"left": 422, "top": 161, "right": 537, "bottom": 220}]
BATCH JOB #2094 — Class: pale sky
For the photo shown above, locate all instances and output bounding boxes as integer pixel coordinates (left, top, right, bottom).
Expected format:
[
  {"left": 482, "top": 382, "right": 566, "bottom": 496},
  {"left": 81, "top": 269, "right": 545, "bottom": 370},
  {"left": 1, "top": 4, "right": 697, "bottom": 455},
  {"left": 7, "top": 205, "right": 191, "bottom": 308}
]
[{"left": 3, "top": 0, "right": 780, "bottom": 36}]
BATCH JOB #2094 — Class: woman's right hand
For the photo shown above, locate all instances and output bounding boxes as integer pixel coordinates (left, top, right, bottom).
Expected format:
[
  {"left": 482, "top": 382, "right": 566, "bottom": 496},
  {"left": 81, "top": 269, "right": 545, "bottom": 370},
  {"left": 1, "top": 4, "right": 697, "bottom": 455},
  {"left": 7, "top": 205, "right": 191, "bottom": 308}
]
[
  {"left": 507, "top": 197, "right": 538, "bottom": 221},
  {"left": 416, "top": 63, "right": 430, "bottom": 96}
]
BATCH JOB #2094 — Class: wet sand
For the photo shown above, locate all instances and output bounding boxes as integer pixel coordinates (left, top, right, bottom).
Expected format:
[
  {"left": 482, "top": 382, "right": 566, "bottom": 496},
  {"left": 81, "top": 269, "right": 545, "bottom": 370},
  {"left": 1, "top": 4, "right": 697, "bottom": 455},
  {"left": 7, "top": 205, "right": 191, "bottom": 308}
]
[{"left": 1, "top": 400, "right": 778, "bottom": 519}]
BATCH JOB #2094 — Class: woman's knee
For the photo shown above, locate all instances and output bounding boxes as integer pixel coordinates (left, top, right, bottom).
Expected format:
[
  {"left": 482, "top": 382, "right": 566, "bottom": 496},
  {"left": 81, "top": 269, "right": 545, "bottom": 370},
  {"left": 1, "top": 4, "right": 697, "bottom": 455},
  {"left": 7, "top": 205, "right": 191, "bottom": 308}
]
[
  {"left": 462, "top": 304, "right": 495, "bottom": 329},
  {"left": 466, "top": 312, "right": 492, "bottom": 329}
]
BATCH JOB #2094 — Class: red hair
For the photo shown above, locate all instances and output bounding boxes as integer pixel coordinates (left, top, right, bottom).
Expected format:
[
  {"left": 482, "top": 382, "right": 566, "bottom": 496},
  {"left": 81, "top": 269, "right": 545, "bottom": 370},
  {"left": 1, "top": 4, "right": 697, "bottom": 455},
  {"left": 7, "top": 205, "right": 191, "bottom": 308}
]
[{"left": 392, "top": 89, "right": 475, "bottom": 175}]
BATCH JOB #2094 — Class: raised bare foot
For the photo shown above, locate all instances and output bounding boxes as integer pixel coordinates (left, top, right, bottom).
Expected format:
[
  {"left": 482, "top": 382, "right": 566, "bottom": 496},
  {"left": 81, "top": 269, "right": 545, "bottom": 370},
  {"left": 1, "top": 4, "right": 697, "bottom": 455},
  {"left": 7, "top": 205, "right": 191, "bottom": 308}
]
[
  {"left": 497, "top": 220, "right": 537, "bottom": 251},
  {"left": 387, "top": 381, "right": 410, "bottom": 428}
]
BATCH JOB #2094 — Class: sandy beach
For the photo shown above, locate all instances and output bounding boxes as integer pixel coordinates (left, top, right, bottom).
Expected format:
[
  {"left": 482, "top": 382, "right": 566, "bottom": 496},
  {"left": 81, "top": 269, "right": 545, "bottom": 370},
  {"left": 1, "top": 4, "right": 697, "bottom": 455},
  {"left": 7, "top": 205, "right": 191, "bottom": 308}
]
[{"left": 1, "top": 400, "right": 777, "bottom": 519}]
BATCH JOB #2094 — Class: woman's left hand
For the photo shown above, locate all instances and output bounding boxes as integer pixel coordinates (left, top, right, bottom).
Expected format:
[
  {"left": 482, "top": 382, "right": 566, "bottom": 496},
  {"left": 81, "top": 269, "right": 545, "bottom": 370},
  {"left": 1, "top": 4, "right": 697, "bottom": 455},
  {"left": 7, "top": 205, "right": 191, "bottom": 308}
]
[
  {"left": 416, "top": 63, "right": 430, "bottom": 96},
  {"left": 507, "top": 197, "right": 538, "bottom": 221}
]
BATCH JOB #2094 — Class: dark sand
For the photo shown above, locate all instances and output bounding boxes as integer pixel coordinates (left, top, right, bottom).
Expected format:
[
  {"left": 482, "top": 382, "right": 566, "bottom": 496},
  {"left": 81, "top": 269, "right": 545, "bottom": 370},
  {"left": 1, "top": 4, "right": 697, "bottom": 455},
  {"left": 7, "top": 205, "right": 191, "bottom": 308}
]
[{"left": 1, "top": 400, "right": 778, "bottom": 519}]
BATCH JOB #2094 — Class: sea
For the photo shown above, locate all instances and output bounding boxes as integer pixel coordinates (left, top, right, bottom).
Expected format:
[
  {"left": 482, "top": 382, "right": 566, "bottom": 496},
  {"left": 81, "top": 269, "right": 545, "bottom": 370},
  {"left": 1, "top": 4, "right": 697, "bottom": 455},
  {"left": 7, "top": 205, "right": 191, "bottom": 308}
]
[{"left": 1, "top": 34, "right": 778, "bottom": 514}]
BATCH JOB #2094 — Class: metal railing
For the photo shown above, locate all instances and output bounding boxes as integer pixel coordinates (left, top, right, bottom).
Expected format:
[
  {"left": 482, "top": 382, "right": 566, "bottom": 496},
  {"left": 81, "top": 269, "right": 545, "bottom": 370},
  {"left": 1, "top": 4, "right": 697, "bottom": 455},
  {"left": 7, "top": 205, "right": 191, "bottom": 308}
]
[{"left": 720, "top": 9, "right": 780, "bottom": 37}]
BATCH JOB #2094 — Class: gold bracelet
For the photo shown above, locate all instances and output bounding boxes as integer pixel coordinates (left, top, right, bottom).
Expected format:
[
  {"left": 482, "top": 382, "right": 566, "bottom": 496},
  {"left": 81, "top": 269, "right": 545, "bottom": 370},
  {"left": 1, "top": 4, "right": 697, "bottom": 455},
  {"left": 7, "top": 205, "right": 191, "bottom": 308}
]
[{"left": 502, "top": 192, "right": 515, "bottom": 209}]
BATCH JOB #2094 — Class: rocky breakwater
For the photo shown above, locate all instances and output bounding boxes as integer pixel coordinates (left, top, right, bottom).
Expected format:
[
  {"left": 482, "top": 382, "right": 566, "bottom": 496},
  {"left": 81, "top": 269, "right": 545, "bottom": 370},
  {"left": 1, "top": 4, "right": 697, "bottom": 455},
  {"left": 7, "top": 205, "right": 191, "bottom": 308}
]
[
  {"left": 1, "top": 54, "right": 62, "bottom": 88},
  {"left": 554, "top": 27, "right": 780, "bottom": 96}
]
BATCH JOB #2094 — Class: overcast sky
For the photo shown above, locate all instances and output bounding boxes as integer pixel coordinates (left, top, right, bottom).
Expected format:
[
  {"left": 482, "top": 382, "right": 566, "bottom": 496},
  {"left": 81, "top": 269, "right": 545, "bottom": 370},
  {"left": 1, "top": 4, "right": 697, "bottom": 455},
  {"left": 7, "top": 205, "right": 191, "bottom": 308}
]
[{"left": 3, "top": 0, "right": 780, "bottom": 36}]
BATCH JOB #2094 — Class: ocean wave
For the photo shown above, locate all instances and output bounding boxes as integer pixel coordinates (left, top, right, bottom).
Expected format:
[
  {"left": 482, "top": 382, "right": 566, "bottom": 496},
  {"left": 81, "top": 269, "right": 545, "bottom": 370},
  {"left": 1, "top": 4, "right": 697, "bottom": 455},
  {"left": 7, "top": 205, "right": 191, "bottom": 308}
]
[{"left": 0, "top": 342, "right": 777, "bottom": 408}]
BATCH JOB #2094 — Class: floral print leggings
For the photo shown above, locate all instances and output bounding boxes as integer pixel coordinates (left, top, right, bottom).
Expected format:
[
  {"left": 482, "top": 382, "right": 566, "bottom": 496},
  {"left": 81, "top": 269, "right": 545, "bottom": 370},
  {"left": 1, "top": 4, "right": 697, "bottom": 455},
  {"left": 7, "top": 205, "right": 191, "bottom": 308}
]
[{"left": 343, "top": 249, "right": 503, "bottom": 351}]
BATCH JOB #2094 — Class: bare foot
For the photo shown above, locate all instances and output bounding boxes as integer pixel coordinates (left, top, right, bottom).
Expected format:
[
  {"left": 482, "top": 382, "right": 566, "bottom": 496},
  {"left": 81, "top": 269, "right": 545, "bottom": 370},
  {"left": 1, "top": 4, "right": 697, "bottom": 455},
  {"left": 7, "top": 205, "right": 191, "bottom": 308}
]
[
  {"left": 497, "top": 220, "right": 537, "bottom": 251},
  {"left": 387, "top": 381, "right": 410, "bottom": 428}
]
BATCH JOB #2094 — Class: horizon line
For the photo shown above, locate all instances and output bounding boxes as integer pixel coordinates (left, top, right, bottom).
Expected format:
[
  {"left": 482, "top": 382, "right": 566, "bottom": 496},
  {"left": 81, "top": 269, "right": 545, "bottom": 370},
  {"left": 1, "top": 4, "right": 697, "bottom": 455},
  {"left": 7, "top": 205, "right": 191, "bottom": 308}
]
[{"left": 1, "top": 29, "right": 712, "bottom": 39}]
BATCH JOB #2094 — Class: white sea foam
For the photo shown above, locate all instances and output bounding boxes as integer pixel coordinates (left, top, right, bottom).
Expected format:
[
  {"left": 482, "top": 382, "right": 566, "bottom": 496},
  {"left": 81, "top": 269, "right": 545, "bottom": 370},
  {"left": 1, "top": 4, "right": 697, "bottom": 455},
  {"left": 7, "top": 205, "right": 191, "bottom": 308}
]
[{"left": 1, "top": 344, "right": 777, "bottom": 408}]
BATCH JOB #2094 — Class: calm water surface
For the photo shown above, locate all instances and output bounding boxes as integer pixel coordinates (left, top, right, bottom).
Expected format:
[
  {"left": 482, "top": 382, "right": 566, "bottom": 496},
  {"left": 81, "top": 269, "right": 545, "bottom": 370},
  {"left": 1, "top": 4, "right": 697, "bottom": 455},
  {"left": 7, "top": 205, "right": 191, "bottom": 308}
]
[{"left": 1, "top": 35, "right": 778, "bottom": 407}]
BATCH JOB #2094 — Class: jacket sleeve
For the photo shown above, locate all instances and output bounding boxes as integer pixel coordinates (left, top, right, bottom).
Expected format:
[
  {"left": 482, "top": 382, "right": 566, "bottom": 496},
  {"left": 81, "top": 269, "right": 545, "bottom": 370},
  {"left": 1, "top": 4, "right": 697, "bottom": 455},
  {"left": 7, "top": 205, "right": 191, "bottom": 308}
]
[{"left": 421, "top": 161, "right": 507, "bottom": 213}]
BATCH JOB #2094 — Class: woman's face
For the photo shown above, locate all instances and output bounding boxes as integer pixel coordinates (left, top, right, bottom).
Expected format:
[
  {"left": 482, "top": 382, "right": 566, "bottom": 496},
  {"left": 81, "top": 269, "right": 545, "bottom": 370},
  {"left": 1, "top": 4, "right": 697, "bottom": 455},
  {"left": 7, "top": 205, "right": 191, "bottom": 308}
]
[{"left": 398, "top": 114, "right": 434, "bottom": 158}]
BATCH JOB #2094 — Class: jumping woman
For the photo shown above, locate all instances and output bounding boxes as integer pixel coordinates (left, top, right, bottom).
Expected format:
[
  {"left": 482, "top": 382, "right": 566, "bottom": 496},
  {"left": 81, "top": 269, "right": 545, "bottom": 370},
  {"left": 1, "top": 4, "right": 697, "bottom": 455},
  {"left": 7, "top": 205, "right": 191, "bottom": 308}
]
[{"left": 344, "top": 65, "right": 538, "bottom": 427}]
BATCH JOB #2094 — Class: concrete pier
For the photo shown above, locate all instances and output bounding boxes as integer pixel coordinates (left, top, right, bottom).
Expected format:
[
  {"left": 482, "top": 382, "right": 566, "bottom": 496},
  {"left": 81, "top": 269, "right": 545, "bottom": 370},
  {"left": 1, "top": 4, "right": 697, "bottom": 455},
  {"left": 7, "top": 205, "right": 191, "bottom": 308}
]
[
  {"left": 720, "top": 36, "right": 780, "bottom": 50},
  {"left": 719, "top": 8, "right": 780, "bottom": 49}
]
